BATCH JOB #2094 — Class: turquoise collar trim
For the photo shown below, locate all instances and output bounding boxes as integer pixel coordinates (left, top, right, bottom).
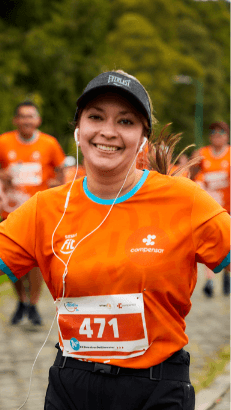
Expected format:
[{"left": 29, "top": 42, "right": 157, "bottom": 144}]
[
  {"left": 18, "top": 131, "right": 37, "bottom": 144},
  {"left": 83, "top": 169, "right": 149, "bottom": 205}
]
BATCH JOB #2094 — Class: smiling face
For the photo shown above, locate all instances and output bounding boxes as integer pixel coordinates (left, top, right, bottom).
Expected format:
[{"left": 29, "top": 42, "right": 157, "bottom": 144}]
[{"left": 78, "top": 92, "right": 146, "bottom": 177}]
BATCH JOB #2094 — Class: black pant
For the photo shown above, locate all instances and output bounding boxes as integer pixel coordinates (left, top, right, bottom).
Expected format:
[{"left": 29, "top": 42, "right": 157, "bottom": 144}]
[{"left": 44, "top": 349, "right": 195, "bottom": 410}]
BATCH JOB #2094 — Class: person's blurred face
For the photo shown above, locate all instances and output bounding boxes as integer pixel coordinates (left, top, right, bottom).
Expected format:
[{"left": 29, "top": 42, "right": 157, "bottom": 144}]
[
  {"left": 13, "top": 106, "right": 41, "bottom": 138},
  {"left": 209, "top": 127, "right": 229, "bottom": 149},
  {"left": 178, "top": 154, "right": 188, "bottom": 166},
  {"left": 78, "top": 93, "right": 145, "bottom": 176}
]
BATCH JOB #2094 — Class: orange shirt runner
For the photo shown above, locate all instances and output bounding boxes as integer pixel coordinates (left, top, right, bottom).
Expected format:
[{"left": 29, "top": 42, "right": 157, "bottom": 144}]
[
  {"left": 0, "top": 171, "right": 229, "bottom": 368},
  {"left": 194, "top": 145, "right": 230, "bottom": 212},
  {"left": 0, "top": 130, "right": 65, "bottom": 218}
]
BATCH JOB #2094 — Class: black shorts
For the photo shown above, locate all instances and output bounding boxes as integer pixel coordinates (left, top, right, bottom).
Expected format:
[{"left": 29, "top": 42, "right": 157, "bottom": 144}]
[{"left": 44, "top": 348, "right": 195, "bottom": 410}]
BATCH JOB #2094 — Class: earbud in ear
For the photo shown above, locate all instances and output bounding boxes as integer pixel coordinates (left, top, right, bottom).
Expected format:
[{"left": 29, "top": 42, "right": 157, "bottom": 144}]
[
  {"left": 74, "top": 128, "right": 79, "bottom": 143},
  {"left": 139, "top": 137, "right": 148, "bottom": 153}
]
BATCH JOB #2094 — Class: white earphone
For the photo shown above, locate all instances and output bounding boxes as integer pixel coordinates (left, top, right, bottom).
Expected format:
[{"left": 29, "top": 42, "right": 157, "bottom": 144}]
[
  {"left": 74, "top": 128, "right": 79, "bottom": 144},
  {"left": 139, "top": 137, "right": 148, "bottom": 153}
]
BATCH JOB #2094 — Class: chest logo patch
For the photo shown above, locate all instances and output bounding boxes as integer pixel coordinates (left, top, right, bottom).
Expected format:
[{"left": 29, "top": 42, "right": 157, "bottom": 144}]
[
  {"left": 142, "top": 234, "right": 156, "bottom": 246},
  {"left": 60, "top": 234, "right": 77, "bottom": 254},
  {"left": 8, "top": 150, "right": 17, "bottom": 160},
  {"left": 125, "top": 227, "right": 170, "bottom": 267}
]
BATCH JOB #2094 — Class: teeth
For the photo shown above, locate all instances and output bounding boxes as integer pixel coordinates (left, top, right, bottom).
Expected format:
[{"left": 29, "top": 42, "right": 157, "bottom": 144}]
[{"left": 96, "top": 144, "right": 119, "bottom": 152}]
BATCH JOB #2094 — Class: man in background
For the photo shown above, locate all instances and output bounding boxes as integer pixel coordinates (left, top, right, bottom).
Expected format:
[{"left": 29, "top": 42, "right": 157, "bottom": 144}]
[
  {"left": 192, "top": 121, "right": 230, "bottom": 297},
  {"left": 0, "top": 101, "right": 65, "bottom": 325}
]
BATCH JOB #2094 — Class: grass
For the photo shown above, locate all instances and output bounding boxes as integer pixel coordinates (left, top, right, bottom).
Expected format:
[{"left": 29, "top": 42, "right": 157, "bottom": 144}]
[
  {"left": 193, "top": 345, "right": 230, "bottom": 393},
  {"left": 0, "top": 274, "right": 9, "bottom": 285}
]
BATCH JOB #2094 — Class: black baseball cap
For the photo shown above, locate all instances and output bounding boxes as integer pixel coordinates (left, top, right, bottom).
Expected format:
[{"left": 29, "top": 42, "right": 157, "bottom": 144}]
[{"left": 74, "top": 71, "right": 152, "bottom": 137}]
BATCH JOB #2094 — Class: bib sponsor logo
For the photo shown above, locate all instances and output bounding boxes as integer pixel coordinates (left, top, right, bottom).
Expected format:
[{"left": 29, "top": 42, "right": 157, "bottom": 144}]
[
  {"left": 60, "top": 234, "right": 77, "bottom": 254},
  {"left": 99, "top": 303, "right": 112, "bottom": 309},
  {"left": 64, "top": 302, "right": 79, "bottom": 312},
  {"left": 108, "top": 75, "right": 131, "bottom": 88},
  {"left": 70, "top": 337, "right": 80, "bottom": 351},
  {"left": 117, "top": 303, "right": 136, "bottom": 309},
  {"left": 126, "top": 227, "right": 169, "bottom": 266}
]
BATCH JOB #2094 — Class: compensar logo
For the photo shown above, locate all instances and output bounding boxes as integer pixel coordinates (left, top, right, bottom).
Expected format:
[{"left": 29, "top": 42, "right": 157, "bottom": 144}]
[{"left": 125, "top": 227, "right": 170, "bottom": 267}]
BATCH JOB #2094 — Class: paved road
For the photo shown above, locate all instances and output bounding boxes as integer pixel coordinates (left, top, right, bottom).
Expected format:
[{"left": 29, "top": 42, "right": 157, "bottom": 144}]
[
  {"left": 0, "top": 265, "right": 229, "bottom": 410},
  {"left": 211, "top": 388, "right": 230, "bottom": 410}
]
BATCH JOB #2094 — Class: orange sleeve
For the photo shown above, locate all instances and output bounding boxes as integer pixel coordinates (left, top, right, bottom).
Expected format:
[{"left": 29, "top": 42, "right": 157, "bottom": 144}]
[
  {"left": 49, "top": 138, "right": 65, "bottom": 168},
  {"left": 191, "top": 185, "right": 230, "bottom": 271},
  {"left": 0, "top": 194, "right": 38, "bottom": 281}
]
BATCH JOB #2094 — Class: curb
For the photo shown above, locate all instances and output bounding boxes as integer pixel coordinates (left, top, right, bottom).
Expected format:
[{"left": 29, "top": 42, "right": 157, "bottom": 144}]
[{"left": 195, "top": 362, "right": 230, "bottom": 410}]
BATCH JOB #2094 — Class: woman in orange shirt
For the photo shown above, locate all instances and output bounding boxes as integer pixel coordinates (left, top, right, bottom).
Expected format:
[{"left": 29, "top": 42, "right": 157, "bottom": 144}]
[{"left": 0, "top": 71, "right": 229, "bottom": 410}]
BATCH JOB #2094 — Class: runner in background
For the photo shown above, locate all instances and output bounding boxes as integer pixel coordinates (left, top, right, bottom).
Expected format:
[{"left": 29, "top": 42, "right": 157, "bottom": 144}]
[
  {"left": 169, "top": 153, "right": 190, "bottom": 177},
  {"left": 192, "top": 121, "right": 230, "bottom": 297},
  {"left": 0, "top": 101, "right": 65, "bottom": 325}
]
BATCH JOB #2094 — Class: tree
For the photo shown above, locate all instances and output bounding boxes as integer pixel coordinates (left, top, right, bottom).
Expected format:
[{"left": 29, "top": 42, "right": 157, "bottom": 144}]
[
  {"left": 0, "top": 0, "right": 111, "bottom": 152},
  {"left": 105, "top": 0, "right": 229, "bottom": 152}
]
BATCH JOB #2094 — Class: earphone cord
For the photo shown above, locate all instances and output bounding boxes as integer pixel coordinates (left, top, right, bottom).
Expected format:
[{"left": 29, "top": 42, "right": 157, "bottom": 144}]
[{"left": 16, "top": 135, "right": 146, "bottom": 409}]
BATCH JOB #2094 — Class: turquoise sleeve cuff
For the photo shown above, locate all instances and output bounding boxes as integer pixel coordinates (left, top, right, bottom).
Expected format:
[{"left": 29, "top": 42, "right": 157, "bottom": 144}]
[
  {"left": 0, "top": 258, "right": 18, "bottom": 283},
  {"left": 213, "top": 251, "right": 230, "bottom": 274}
]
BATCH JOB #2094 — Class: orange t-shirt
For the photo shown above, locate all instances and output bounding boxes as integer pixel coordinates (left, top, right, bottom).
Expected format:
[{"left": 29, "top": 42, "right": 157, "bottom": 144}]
[
  {"left": 194, "top": 145, "right": 230, "bottom": 212},
  {"left": 0, "top": 171, "right": 229, "bottom": 368},
  {"left": 0, "top": 130, "right": 65, "bottom": 218}
]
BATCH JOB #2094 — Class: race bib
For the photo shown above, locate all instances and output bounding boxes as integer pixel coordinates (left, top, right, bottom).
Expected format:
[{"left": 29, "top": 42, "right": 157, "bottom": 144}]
[
  {"left": 205, "top": 171, "right": 229, "bottom": 191},
  {"left": 9, "top": 162, "right": 42, "bottom": 186},
  {"left": 56, "top": 293, "right": 149, "bottom": 360}
]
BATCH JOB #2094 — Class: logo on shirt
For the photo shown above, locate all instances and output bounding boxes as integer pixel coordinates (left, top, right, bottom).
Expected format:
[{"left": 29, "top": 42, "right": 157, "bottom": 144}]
[
  {"left": 221, "top": 160, "right": 229, "bottom": 169},
  {"left": 131, "top": 233, "right": 164, "bottom": 254},
  {"left": 60, "top": 234, "right": 77, "bottom": 254},
  {"left": 142, "top": 235, "right": 156, "bottom": 246},
  {"left": 125, "top": 227, "right": 169, "bottom": 267},
  {"left": 8, "top": 150, "right": 17, "bottom": 160},
  {"left": 32, "top": 151, "right": 41, "bottom": 160}
]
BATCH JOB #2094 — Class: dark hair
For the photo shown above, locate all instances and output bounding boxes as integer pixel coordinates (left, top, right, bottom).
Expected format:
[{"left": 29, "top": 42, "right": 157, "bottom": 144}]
[
  {"left": 209, "top": 121, "right": 230, "bottom": 135},
  {"left": 14, "top": 101, "right": 40, "bottom": 117}
]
